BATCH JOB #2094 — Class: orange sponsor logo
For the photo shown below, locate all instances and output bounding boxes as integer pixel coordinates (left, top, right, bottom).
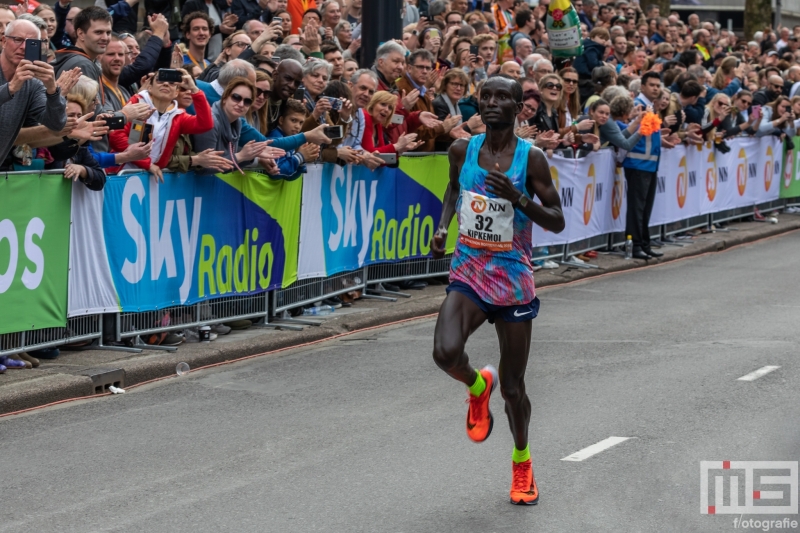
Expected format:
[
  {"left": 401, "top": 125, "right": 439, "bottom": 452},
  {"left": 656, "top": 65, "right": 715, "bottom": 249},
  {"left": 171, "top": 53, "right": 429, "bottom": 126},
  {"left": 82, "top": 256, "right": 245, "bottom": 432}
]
[
  {"left": 737, "top": 148, "right": 747, "bottom": 196},
  {"left": 677, "top": 156, "right": 688, "bottom": 208},
  {"left": 583, "top": 164, "right": 596, "bottom": 225},
  {"left": 706, "top": 151, "right": 717, "bottom": 202},
  {"left": 612, "top": 168, "right": 624, "bottom": 220},
  {"left": 784, "top": 150, "right": 794, "bottom": 188},
  {"left": 471, "top": 196, "right": 486, "bottom": 213},
  {"left": 549, "top": 165, "right": 560, "bottom": 192},
  {"left": 764, "top": 145, "right": 774, "bottom": 192}
]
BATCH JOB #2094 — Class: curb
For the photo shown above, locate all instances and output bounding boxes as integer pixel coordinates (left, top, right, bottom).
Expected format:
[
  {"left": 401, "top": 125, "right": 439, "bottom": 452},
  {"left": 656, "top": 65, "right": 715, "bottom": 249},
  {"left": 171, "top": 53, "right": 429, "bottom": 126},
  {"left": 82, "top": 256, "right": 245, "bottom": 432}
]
[{"left": 2, "top": 217, "right": 800, "bottom": 417}]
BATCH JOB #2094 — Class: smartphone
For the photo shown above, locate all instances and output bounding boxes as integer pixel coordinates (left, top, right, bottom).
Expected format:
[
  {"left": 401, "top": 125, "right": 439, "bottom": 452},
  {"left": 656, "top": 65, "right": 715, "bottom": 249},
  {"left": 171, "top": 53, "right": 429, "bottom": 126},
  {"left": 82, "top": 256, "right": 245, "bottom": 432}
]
[
  {"left": 24, "top": 39, "right": 42, "bottom": 62},
  {"left": 390, "top": 113, "right": 404, "bottom": 125},
  {"left": 293, "top": 86, "right": 305, "bottom": 101},
  {"left": 419, "top": 9, "right": 428, "bottom": 19},
  {"left": 751, "top": 105, "right": 761, "bottom": 120},
  {"left": 105, "top": 115, "right": 126, "bottom": 130},
  {"left": 323, "top": 125, "right": 343, "bottom": 139},
  {"left": 469, "top": 45, "right": 479, "bottom": 56},
  {"left": 429, "top": 29, "right": 440, "bottom": 39},
  {"left": 376, "top": 153, "right": 397, "bottom": 165},
  {"left": 128, "top": 120, "right": 153, "bottom": 144},
  {"left": 272, "top": 16, "right": 282, "bottom": 25},
  {"left": 157, "top": 69, "right": 183, "bottom": 83}
]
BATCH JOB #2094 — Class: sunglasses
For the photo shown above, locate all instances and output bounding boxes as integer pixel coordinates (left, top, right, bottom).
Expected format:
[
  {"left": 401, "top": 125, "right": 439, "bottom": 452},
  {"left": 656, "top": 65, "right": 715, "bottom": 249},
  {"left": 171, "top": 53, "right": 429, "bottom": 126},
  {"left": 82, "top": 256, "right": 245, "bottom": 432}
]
[
  {"left": 563, "top": 78, "right": 578, "bottom": 84},
  {"left": 739, "top": 100, "right": 752, "bottom": 106},
  {"left": 543, "top": 82, "right": 563, "bottom": 90},
  {"left": 230, "top": 93, "right": 253, "bottom": 106},
  {"left": 256, "top": 88, "right": 271, "bottom": 97},
  {"left": 118, "top": 33, "right": 134, "bottom": 40}
]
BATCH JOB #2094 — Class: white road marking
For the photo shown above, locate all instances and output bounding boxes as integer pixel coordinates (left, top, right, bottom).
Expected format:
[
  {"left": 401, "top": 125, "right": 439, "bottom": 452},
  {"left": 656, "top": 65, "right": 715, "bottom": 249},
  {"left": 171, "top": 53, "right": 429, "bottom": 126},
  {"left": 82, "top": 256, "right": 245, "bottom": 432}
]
[
  {"left": 561, "top": 436, "right": 630, "bottom": 462},
  {"left": 737, "top": 366, "right": 780, "bottom": 382}
]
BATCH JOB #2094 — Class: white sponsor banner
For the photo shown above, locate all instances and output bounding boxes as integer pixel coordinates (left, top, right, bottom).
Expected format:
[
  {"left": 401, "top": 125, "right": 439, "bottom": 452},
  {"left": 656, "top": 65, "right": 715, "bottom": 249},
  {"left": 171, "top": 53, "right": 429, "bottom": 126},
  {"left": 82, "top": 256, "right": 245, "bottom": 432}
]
[
  {"left": 67, "top": 182, "right": 119, "bottom": 317},
  {"left": 531, "top": 150, "right": 620, "bottom": 246}
]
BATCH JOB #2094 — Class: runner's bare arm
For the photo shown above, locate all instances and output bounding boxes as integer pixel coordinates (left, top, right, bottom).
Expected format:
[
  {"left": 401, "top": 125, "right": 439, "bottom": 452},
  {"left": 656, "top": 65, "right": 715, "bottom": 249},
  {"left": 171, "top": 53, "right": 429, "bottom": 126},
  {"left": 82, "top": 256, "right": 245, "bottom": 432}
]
[
  {"left": 431, "top": 138, "right": 468, "bottom": 258},
  {"left": 525, "top": 147, "right": 565, "bottom": 233}
]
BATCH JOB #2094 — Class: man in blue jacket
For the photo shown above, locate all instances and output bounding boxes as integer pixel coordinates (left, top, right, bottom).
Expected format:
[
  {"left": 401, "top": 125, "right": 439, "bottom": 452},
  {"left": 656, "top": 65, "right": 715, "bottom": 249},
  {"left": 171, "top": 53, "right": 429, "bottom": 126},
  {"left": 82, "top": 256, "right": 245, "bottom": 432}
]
[{"left": 623, "top": 71, "right": 664, "bottom": 260}]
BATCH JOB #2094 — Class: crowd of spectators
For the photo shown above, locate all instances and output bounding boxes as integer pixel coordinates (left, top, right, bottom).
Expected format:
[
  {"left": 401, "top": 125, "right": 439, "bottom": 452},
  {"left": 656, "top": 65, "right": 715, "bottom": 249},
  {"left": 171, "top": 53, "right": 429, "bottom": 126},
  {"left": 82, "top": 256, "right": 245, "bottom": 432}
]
[{"left": 1, "top": 0, "right": 799, "bottom": 365}]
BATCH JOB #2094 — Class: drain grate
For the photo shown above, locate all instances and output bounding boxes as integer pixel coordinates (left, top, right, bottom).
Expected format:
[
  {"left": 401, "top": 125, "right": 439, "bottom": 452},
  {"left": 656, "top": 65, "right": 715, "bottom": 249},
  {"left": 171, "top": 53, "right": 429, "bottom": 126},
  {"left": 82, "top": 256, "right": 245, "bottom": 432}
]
[{"left": 78, "top": 368, "right": 126, "bottom": 395}]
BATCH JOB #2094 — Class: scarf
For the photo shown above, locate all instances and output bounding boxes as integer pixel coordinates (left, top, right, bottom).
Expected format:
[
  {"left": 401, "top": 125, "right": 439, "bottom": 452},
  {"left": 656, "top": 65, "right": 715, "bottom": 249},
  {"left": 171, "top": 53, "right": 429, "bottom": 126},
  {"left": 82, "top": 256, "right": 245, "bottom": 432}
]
[
  {"left": 443, "top": 95, "right": 462, "bottom": 125},
  {"left": 136, "top": 90, "right": 184, "bottom": 165}
]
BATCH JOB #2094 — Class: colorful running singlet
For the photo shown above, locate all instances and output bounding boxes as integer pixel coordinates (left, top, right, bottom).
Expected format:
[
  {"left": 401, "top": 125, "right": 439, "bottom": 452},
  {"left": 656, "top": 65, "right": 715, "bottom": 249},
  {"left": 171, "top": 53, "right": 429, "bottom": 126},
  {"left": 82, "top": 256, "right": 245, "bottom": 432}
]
[{"left": 450, "top": 134, "right": 536, "bottom": 306}]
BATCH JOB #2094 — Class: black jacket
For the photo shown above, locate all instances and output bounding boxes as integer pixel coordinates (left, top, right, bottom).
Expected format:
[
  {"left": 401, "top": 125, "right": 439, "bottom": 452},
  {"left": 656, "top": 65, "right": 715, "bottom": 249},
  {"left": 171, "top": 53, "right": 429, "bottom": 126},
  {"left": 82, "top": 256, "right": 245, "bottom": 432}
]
[
  {"left": 753, "top": 88, "right": 781, "bottom": 107},
  {"left": 119, "top": 36, "right": 174, "bottom": 92},
  {"left": 46, "top": 142, "right": 106, "bottom": 191},
  {"left": 114, "top": 0, "right": 179, "bottom": 40},
  {"left": 230, "top": 0, "right": 262, "bottom": 29}
]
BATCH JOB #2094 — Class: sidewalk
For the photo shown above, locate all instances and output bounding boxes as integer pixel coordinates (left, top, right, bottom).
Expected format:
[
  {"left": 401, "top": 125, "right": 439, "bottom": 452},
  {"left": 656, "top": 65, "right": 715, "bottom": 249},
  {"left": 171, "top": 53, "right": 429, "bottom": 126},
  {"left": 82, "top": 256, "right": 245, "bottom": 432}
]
[{"left": 2, "top": 216, "right": 799, "bottom": 416}]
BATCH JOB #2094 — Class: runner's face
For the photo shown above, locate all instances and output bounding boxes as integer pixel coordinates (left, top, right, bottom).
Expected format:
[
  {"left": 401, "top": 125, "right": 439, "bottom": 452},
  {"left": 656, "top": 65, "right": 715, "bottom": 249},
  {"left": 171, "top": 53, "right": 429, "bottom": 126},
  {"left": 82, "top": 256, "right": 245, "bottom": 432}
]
[{"left": 479, "top": 81, "right": 521, "bottom": 127}]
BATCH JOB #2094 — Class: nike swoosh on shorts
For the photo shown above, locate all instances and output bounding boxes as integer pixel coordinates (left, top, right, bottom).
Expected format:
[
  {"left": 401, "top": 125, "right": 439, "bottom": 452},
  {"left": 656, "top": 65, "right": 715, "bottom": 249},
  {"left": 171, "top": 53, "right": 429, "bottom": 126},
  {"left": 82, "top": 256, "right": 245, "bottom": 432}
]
[{"left": 513, "top": 310, "right": 532, "bottom": 317}]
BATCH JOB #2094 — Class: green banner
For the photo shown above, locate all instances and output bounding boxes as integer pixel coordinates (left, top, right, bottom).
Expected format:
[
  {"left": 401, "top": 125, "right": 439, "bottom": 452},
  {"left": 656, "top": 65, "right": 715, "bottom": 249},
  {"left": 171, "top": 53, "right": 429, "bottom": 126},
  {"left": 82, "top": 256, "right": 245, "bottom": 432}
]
[
  {"left": 0, "top": 175, "right": 71, "bottom": 334},
  {"left": 780, "top": 137, "right": 800, "bottom": 198}
]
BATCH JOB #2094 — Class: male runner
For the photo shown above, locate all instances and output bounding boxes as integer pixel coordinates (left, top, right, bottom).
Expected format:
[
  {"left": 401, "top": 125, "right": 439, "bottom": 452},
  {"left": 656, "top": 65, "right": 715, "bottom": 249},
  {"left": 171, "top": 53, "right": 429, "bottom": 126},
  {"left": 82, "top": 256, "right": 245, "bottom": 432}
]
[{"left": 430, "top": 76, "right": 565, "bottom": 505}]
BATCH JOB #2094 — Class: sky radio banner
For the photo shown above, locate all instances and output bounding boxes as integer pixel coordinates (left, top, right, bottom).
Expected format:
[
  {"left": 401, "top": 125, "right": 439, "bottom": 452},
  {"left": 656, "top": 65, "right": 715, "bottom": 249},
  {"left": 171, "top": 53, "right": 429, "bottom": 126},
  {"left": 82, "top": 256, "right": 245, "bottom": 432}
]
[
  {"left": 0, "top": 174, "right": 71, "bottom": 334},
  {"left": 780, "top": 137, "right": 800, "bottom": 199},
  {"left": 100, "top": 171, "right": 300, "bottom": 312},
  {"left": 297, "top": 157, "right": 458, "bottom": 279}
]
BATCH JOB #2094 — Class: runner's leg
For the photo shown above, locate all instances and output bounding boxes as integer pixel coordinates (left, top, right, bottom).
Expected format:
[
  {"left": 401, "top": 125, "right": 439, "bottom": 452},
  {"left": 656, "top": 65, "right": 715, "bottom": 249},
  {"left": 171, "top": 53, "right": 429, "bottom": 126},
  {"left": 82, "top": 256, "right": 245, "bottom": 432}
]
[
  {"left": 495, "top": 319, "right": 532, "bottom": 450},
  {"left": 496, "top": 318, "right": 539, "bottom": 504},
  {"left": 432, "top": 291, "right": 487, "bottom": 385}
]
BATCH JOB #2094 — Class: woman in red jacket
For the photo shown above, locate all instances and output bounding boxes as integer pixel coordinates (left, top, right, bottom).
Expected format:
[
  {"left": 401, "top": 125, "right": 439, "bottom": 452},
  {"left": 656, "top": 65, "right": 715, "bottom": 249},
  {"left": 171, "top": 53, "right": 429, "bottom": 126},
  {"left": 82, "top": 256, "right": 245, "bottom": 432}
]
[
  {"left": 109, "top": 70, "right": 213, "bottom": 181},
  {"left": 361, "top": 91, "right": 423, "bottom": 155}
]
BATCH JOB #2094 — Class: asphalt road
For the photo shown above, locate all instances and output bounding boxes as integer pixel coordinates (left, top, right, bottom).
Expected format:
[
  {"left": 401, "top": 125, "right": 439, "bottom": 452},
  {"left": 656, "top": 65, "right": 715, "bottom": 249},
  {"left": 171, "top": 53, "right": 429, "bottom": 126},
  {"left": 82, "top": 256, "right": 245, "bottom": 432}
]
[{"left": 2, "top": 233, "right": 800, "bottom": 533}]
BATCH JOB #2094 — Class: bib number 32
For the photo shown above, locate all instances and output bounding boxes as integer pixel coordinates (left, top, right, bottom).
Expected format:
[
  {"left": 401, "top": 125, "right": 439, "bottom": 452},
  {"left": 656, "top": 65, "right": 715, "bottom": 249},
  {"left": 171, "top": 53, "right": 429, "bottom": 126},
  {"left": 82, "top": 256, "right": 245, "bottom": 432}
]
[{"left": 459, "top": 190, "right": 514, "bottom": 252}]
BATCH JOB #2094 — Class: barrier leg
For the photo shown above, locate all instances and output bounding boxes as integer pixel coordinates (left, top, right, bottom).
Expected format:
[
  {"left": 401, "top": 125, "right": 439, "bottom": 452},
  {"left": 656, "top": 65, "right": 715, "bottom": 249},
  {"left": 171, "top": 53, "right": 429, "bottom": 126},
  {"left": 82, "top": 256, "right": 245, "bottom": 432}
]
[
  {"left": 85, "top": 314, "right": 143, "bottom": 353},
  {"left": 129, "top": 335, "right": 178, "bottom": 352}
]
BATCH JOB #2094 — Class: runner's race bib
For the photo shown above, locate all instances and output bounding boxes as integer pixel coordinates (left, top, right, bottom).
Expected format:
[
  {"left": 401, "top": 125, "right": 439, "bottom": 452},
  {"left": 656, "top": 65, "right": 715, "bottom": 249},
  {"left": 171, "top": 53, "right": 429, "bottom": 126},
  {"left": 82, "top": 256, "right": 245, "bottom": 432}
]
[{"left": 459, "top": 190, "right": 514, "bottom": 251}]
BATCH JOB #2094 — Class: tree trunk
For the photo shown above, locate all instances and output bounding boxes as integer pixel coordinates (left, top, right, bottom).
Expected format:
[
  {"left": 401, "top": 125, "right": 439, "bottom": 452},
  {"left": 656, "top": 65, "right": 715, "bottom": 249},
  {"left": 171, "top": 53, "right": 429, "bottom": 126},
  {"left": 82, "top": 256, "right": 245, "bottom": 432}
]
[{"left": 744, "top": 0, "right": 772, "bottom": 41}]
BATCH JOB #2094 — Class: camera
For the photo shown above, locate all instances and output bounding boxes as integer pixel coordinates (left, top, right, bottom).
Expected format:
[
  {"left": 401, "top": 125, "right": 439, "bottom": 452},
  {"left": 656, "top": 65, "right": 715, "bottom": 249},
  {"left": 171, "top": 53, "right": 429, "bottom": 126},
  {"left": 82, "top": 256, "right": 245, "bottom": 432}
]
[{"left": 323, "top": 96, "right": 343, "bottom": 111}]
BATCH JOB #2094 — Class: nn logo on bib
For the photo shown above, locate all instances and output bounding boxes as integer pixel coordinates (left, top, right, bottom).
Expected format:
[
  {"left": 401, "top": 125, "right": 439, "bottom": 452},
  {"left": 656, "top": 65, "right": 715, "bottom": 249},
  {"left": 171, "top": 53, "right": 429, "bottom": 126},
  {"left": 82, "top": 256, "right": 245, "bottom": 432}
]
[{"left": 470, "top": 196, "right": 487, "bottom": 213}]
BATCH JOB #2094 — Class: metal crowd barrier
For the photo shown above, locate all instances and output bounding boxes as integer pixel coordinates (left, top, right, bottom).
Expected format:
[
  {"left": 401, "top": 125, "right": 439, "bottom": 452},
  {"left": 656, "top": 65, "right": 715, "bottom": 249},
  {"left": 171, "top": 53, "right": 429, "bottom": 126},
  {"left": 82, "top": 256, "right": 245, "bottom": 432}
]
[{"left": 3, "top": 173, "right": 798, "bottom": 358}]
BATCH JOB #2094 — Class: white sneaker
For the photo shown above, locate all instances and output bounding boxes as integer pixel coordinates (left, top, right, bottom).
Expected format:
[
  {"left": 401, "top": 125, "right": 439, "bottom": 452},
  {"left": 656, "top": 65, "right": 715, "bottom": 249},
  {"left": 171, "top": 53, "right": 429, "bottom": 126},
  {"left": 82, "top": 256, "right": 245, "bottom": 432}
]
[
  {"left": 785, "top": 207, "right": 799, "bottom": 214},
  {"left": 532, "top": 264, "right": 543, "bottom": 272},
  {"left": 542, "top": 260, "right": 559, "bottom": 269},
  {"left": 569, "top": 255, "right": 585, "bottom": 264}
]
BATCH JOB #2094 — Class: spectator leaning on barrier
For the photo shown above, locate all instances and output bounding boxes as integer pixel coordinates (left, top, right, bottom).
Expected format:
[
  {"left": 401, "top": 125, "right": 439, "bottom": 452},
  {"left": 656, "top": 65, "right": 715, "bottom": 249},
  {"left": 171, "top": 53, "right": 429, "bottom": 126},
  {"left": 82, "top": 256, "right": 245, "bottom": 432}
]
[
  {"left": 110, "top": 69, "right": 214, "bottom": 181},
  {"left": 267, "top": 97, "right": 319, "bottom": 178},
  {"left": 53, "top": 6, "right": 111, "bottom": 82},
  {"left": 361, "top": 90, "right": 423, "bottom": 157},
  {"left": 193, "top": 75, "right": 284, "bottom": 174},
  {"left": 0, "top": 19, "right": 68, "bottom": 167},
  {"left": 50, "top": 92, "right": 106, "bottom": 190}
]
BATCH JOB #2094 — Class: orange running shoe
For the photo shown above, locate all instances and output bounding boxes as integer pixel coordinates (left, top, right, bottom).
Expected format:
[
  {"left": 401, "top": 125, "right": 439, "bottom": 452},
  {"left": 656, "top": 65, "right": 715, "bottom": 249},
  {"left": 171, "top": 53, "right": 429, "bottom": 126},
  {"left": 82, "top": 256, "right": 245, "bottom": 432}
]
[
  {"left": 465, "top": 365, "right": 498, "bottom": 443},
  {"left": 510, "top": 459, "right": 539, "bottom": 505}
]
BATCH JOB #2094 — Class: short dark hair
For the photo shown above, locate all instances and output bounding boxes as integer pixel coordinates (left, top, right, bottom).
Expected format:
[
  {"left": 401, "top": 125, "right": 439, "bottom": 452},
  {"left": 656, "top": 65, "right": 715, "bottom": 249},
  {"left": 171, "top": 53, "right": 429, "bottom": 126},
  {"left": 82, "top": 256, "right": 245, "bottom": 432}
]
[
  {"left": 282, "top": 98, "right": 307, "bottom": 117},
  {"left": 641, "top": 70, "right": 662, "bottom": 86},
  {"left": 486, "top": 75, "right": 523, "bottom": 103},
  {"left": 515, "top": 10, "right": 532, "bottom": 27},
  {"left": 680, "top": 80, "right": 703, "bottom": 98},
  {"left": 321, "top": 43, "right": 340, "bottom": 56},
  {"left": 407, "top": 48, "right": 435, "bottom": 67},
  {"left": 303, "top": 8, "right": 322, "bottom": 21},
  {"left": 250, "top": 55, "right": 276, "bottom": 70},
  {"left": 74, "top": 6, "right": 112, "bottom": 34},
  {"left": 182, "top": 11, "right": 214, "bottom": 35}
]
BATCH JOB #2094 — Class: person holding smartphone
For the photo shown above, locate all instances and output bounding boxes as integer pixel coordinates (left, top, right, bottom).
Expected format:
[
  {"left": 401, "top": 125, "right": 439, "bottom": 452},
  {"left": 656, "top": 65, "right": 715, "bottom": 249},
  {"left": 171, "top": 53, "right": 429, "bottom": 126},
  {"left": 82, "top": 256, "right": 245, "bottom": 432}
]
[
  {"left": 109, "top": 69, "right": 214, "bottom": 182},
  {"left": 0, "top": 19, "right": 68, "bottom": 167}
]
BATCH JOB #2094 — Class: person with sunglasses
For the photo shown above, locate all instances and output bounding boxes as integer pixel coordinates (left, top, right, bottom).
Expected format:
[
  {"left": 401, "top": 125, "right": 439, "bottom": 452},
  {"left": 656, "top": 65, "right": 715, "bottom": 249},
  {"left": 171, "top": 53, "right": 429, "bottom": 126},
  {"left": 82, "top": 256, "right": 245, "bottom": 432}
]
[
  {"left": 109, "top": 69, "right": 214, "bottom": 181},
  {"left": 199, "top": 30, "right": 252, "bottom": 83},
  {"left": 193, "top": 76, "right": 285, "bottom": 174}
]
